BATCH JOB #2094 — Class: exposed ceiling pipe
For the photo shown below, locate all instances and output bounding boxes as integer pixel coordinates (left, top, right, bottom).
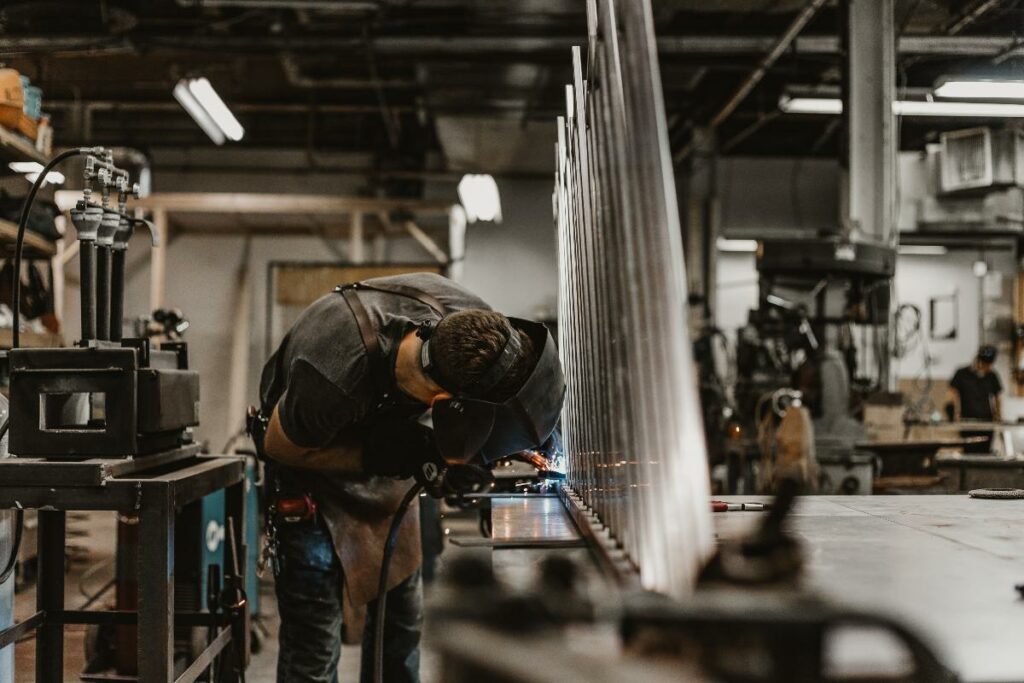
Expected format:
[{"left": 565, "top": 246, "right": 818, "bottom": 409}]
[
  {"left": 176, "top": 0, "right": 379, "bottom": 10},
  {"left": 709, "top": 0, "right": 828, "bottom": 129},
  {"left": 279, "top": 53, "right": 416, "bottom": 89},
  {"left": 44, "top": 100, "right": 415, "bottom": 113},
  {"left": 939, "top": 0, "right": 1003, "bottom": 36},
  {"left": 675, "top": 0, "right": 827, "bottom": 162},
  {"left": 3, "top": 34, "right": 1022, "bottom": 57}
]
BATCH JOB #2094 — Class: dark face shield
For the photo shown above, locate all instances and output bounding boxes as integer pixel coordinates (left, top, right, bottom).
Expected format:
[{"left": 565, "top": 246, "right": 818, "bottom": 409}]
[{"left": 431, "top": 319, "right": 566, "bottom": 464}]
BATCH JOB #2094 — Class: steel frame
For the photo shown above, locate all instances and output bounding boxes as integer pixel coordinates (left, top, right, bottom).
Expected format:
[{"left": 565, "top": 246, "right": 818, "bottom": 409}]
[{"left": 0, "top": 453, "right": 247, "bottom": 683}]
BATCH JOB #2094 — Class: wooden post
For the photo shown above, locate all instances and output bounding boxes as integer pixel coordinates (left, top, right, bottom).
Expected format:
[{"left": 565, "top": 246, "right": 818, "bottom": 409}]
[
  {"left": 226, "top": 243, "right": 252, "bottom": 442},
  {"left": 150, "top": 207, "right": 168, "bottom": 312},
  {"left": 350, "top": 211, "right": 365, "bottom": 264}
]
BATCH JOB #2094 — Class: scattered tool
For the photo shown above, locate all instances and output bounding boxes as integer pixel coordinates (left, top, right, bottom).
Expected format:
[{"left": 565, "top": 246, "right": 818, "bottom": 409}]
[{"left": 711, "top": 500, "right": 773, "bottom": 512}]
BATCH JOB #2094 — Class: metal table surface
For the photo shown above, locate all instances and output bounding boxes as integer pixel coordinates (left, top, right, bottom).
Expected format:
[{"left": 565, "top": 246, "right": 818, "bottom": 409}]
[
  {"left": 716, "top": 495, "right": 1024, "bottom": 682},
  {"left": 487, "top": 496, "right": 596, "bottom": 592}
]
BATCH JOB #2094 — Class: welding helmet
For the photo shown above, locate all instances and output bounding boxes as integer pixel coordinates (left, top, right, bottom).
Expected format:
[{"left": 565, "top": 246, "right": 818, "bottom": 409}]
[{"left": 420, "top": 316, "right": 565, "bottom": 464}]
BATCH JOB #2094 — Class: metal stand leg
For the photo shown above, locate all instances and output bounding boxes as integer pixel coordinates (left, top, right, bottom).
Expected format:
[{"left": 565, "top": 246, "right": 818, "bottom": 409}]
[
  {"left": 36, "top": 510, "right": 65, "bottom": 683},
  {"left": 139, "top": 483, "right": 175, "bottom": 683},
  {"left": 224, "top": 480, "right": 250, "bottom": 676}
]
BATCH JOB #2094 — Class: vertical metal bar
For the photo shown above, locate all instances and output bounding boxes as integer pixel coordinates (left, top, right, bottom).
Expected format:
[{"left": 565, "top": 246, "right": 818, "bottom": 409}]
[
  {"left": 138, "top": 483, "right": 174, "bottom": 683},
  {"left": 96, "top": 245, "right": 112, "bottom": 340},
  {"left": 80, "top": 241, "right": 97, "bottom": 340},
  {"left": 35, "top": 510, "right": 65, "bottom": 683},
  {"left": 110, "top": 249, "right": 126, "bottom": 341}
]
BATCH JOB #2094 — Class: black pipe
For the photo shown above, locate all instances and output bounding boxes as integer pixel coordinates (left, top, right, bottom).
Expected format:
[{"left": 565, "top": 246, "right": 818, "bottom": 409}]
[
  {"left": 79, "top": 241, "right": 97, "bottom": 341},
  {"left": 110, "top": 249, "right": 126, "bottom": 342},
  {"left": 96, "top": 245, "right": 112, "bottom": 340}
]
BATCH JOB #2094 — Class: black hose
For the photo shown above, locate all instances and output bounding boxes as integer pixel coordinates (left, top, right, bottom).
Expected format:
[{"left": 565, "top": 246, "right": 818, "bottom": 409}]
[
  {"left": 0, "top": 411, "right": 20, "bottom": 585},
  {"left": 12, "top": 148, "right": 84, "bottom": 349},
  {"left": 0, "top": 508, "right": 23, "bottom": 585},
  {"left": 373, "top": 482, "right": 423, "bottom": 683}
]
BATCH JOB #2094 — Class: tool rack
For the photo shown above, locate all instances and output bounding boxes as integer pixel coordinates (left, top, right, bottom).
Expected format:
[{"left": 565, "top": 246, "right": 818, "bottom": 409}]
[{"left": 0, "top": 446, "right": 249, "bottom": 683}]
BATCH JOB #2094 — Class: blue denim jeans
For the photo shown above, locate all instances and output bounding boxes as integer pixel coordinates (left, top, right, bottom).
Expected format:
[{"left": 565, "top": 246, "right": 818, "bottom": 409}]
[{"left": 275, "top": 518, "right": 423, "bottom": 683}]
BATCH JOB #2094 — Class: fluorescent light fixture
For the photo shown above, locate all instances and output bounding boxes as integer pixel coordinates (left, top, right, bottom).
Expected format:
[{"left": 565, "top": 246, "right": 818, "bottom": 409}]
[
  {"left": 716, "top": 238, "right": 759, "bottom": 252},
  {"left": 935, "top": 80, "right": 1024, "bottom": 100},
  {"left": 8, "top": 161, "right": 64, "bottom": 186},
  {"left": 778, "top": 96, "right": 842, "bottom": 115},
  {"left": 898, "top": 245, "right": 948, "bottom": 256},
  {"left": 779, "top": 95, "right": 1024, "bottom": 118},
  {"left": 457, "top": 174, "right": 502, "bottom": 223},
  {"left": 173, "top": 78, "right": 244, "bottom": 144},
  {"left": 188, "top": 77, "right": 244, "bottom": 141}
]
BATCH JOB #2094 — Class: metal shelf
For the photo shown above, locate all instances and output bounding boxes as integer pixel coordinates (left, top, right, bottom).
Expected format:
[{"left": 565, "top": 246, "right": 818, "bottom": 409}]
[
  {"left": 0, "top": 327, "right": 64, "bottom": 349},
  {"left": 0, "top": 123, "right": 46, "bottom": 166},
  {"left": 0, "top": 217, "right": 57, "bottom": 258}
]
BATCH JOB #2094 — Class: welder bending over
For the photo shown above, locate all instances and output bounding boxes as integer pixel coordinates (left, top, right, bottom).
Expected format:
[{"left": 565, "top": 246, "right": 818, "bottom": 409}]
[{"left": 255, "top": 272, "right": 564, "bottom": 683}]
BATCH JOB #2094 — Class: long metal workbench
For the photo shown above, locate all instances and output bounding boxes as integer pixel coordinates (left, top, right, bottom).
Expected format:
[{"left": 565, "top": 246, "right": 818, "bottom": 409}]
[
  {"left": 478, "top": 493, "right": 1024, "bottom": 682},
  {"left": 0, "top": 447, "right": 248, "bottom": 683}
]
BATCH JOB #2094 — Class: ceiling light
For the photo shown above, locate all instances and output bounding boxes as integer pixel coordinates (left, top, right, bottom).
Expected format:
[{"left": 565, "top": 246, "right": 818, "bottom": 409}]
[
  {"left": 457, "top": 174, "right": 502, "bottom": 223},
  {"left": 8, "top": 162, "right": 64, "bottom": 186},
  {"left": 898, "top": 245, "right": 947, "bottom": 256},
  {"left": 173, "top": 78, "right": 244, "bottom": 145},
  {"left": 716, "top": 238, "right": 759, "bottom": 252},
  {"left": 934, "top": 80, "right": 1024, "bottom": 100},
  {"left": 188, "top": 78, "right": 244, "bottom": 141},
  {"left": 779, "top": 95, "right": 1024, "bottom": 118}
]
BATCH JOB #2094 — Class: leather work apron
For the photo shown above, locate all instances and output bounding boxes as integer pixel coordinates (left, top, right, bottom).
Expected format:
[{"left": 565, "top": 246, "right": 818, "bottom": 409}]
[{"left": 323, "top": 281, "right": 446, "bottom": 643}]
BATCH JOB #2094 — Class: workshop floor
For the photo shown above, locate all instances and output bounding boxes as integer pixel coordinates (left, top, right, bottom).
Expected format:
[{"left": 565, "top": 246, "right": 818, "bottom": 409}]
[{"left": 12, "top": 510, "right": 455, "bottom": 682}]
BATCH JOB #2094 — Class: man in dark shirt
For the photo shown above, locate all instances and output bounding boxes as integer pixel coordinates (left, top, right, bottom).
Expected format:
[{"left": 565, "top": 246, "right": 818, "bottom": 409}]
[
  {"left": 257, "top": 272, "right": 559, "bottom": 683},
  {"left": 949, "top": 345, "right": 1003, "bottom": 422},
  {"left": 948, "top": 345, "right": 1002, "bottom": 453}
]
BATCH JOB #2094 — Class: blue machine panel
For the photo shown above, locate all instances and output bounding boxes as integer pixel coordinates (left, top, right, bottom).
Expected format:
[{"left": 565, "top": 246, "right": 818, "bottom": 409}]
[{"left": 199, "top": 458, "right": 259, "bottom": 616}]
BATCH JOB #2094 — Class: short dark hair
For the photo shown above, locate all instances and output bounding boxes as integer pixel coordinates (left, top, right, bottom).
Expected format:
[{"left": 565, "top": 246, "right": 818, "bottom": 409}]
[
  {"left": 978, "top": 345, "right": 997, "bottom": 363},
  {"left": 431, "top": 310, "right": 537, "bottom": 401}
]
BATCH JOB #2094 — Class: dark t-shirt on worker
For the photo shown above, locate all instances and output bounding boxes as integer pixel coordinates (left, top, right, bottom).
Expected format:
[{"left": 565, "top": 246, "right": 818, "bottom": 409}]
[
  {"left": 259, "top": 271, "right": 490, "bottom": 458},
  {"left": 950, "top": 366, "right": 1002, "bottom": 420}
]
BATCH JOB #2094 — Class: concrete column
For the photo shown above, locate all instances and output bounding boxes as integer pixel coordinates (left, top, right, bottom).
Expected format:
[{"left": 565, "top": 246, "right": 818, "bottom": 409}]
[{"left": 844, "top": 0, "right": 896, "bottom": 247}]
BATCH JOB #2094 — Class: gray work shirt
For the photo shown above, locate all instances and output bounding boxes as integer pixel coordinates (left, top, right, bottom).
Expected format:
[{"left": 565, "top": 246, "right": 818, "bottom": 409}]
[
  {"left": 258, "top": 272, "right": 490, "bottom": 608},
  {"left": 260, "top": 272, "right": 490, "bottom": 448}
]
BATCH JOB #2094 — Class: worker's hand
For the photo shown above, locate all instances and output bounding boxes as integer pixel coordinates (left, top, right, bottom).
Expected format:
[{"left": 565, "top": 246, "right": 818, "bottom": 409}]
[
  {"left": 362, "top": 420, "right": 439, "bottom": 478},
  {"left": 414, "top": 456, "right": 494, "bottom": 498}
]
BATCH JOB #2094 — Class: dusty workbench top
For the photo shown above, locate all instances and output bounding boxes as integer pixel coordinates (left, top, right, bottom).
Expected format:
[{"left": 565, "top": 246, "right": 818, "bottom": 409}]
[{"left": 715, "top": 495, "right": 1024, "bottom": 682}]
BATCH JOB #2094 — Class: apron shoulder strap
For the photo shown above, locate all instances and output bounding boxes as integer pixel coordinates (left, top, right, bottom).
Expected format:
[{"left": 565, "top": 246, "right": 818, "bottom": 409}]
[{"left": 334, "top": 281, "right": 449, "bottom": 394}]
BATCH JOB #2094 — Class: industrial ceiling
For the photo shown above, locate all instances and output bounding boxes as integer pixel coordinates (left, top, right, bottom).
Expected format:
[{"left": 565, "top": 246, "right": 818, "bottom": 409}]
[{"left": 2, "top": 0, "right": 1023, "bottom": 194}]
